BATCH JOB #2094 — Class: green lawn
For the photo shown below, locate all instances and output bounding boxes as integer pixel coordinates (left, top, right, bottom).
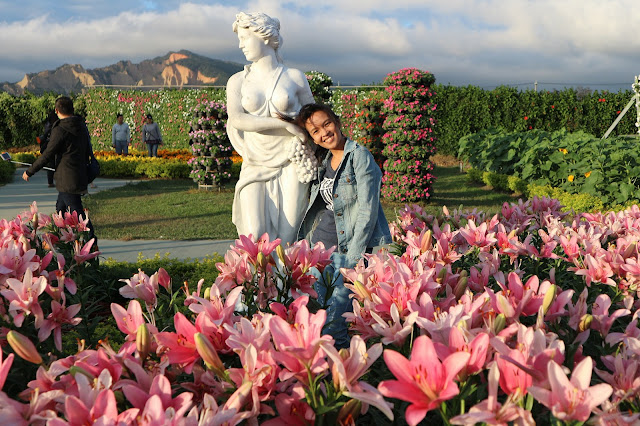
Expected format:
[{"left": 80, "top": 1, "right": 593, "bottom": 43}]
[{"left": 85, "top": 166, "right": 516, "bottom": 240}]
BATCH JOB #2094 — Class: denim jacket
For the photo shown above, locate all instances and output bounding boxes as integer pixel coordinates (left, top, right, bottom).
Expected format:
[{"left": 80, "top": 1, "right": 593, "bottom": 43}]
[{"left": 298, "top": 138, "right": 391, "bottom": 267}]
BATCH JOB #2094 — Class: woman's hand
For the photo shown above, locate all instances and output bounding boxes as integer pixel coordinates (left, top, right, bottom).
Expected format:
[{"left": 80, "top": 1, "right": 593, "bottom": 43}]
[{"left": 285, "top": 122, "right": 307, "bottom": 141}]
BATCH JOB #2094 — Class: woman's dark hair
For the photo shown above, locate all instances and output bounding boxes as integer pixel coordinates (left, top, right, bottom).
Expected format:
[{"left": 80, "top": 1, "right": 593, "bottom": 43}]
[
  {"left": 280, "top": 103, "right": 341, "bottom": 131},
  {"left": 296, "top": 103, "right": 341, "bottom": 128},
  {"left": 279, "top": 103, "right": 342, "bottom": 161}
]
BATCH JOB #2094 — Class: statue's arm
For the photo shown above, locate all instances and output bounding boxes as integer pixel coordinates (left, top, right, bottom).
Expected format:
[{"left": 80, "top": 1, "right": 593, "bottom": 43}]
[
  {"left": 226, "top": 73, "right": 291, "bottom": 133},
  {"left": 290, "top": 68, "right": 316, "bottom": 106}
]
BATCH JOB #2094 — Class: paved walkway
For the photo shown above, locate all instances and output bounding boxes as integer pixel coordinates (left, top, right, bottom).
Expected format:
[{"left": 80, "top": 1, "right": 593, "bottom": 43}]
[{"left": 1, "top": 167, "right": 234, "bottom": 262}]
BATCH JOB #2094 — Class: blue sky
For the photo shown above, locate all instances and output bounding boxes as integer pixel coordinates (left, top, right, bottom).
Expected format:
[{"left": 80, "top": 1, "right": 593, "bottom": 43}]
[{"left": 1, "top": 0, "right": 639, "bottom": 91}]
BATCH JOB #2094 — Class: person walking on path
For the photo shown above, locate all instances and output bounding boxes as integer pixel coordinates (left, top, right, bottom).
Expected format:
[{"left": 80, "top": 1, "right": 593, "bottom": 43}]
[
  {"left": 142, "top": 114, "right": 162, "bottom": 157},
  {"left": 22, "top": 96, "right": 96, "bottom": 241},
  {"left": 38, "top": 110, "right": 59, "bottom": 188},
  {"left": 111, "top": 113, "right": 131, "bottom": 155}
]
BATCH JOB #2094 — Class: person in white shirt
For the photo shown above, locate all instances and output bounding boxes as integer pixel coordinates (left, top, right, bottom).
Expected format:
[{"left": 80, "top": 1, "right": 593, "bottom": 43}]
[{"left": 112, "top": 113, "right": 131, "bottom": 155}]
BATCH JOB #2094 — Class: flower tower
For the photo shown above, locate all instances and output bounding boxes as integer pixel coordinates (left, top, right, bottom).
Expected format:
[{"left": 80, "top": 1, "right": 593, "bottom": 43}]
[
  {"left": 188, "top": 100, "right": 233, "bottom": 189},
  {"left": 381, "top": 68, "right": 437, "bottom": 202}
]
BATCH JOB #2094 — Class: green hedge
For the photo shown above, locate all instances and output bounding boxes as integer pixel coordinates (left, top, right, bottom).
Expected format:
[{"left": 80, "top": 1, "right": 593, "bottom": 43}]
[
  {"left": 466, "top": 167, "right": 606, "bottom": 212},
  {"left": 0, "top": 159, "right": 15, "bottom": 184},
  {"left": 3, "top": 84, "right": 639, "bottom": 162},
  {"left": 459, "top": 127, "right": 640, "bottom": 205}
]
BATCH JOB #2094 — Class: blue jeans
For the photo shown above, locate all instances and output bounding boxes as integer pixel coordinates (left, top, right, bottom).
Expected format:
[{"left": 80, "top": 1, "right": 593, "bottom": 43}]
[
  {"left": 147, "top": 143, "right": 158, "bottom": 157},
  {"left": 115, "top": 140, "right": 128, "bottom": 155},
  {"left": 56, "top": 192, "right": 95, "bottom": 242},
  {"left": 313, "top": 253, "right": 354, "bottom": 349}
]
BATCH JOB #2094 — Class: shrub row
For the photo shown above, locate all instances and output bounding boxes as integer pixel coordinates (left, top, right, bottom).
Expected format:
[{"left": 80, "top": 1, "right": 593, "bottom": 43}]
[
  {"left": 11, "top": 149, "right": 242, "bottom": 181},
  {"left": 459, "top": 127, "right": 640, "bottom": 205},
  {"left": 0, "top": 159, "right": 15, "bottom": 184},
  {"left": 466, "top": 167, "right": 606, "bottom": 212},
  {"left": 4, "top": 82, "right": 639, "bottom": 160}
]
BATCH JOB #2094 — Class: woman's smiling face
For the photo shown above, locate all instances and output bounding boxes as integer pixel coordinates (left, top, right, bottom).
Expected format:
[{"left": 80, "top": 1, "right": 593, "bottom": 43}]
[{"left": 304, "top": 110, "right": 345, "bottom": 152}]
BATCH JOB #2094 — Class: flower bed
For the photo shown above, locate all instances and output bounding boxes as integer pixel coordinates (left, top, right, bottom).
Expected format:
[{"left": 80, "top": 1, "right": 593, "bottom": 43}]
[{"left": 4, "top": 197, "right": 640, "bottom": 423}]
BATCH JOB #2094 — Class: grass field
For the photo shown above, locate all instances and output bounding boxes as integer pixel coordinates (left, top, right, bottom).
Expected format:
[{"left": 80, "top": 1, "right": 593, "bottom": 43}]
[{"left": 84, "top": 164, "right": 516, "bottom": 240}]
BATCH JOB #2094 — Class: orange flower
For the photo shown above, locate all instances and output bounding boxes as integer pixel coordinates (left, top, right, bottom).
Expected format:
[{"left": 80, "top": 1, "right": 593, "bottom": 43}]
[
  {"left": 568, "top": 175, "right": 575, "bottom": 182},
  {"left": 559, "top": 148, "right": 568, "bottom": 154},
  {"left": 585, "top": 171, "right": 592, "bottom": 178}
]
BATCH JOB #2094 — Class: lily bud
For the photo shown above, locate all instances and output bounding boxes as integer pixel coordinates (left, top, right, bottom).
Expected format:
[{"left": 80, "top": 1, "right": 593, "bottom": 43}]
[
  {"left": 337, "top": 399, "right": 362, "bottom": 426},
  {"left": 256, "top": 252, "right": 266, "bottom": 269},
  {"left": 541, "top": 284, "right": 557, "bottom": 315},
  {"left": 276, "top": 244, "right": 286, "bottom": 265},
  {"left": 624, "top": 242, "right": 637, "bottom": 259},
  {"left": 578, "top": 314, "right": 593, "bottom": 333},
  {"left": 352, "top": 280, "right": 371, "bottom": 300},
  {"left": 7, "top": 330, "right": 42, "bottom": 364},
  {"left": 69, "top": 365, "right": 94, "bottom": 380},
  {"left": 454, "top": 275, "right": 468, "bottom": 299},
  {"left": 136, "top": 323, "right": 151, "bottom": 361},
  {"left": 194, "top": 332, "right": 225, "bottom": 376},
  {"left": 203, "top": 286, "right": 211, "bottom": 300},
  {"left": 493, "top": 314, "right": 507, "bottom": 334},
  {"left": 437, "top": 267, "right": 447, "bottom": 284},
  {"left": 32, "top": 212, "right": 38, "bottom": 229}
]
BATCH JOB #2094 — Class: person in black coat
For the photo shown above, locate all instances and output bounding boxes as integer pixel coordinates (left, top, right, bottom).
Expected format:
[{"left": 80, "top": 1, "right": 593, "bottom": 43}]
[
  {"left": 23, "top": 96, "right": 95, "bottom": 241},
  {"left": 39, "top": 110, "right": 58, "bottom": 187}
]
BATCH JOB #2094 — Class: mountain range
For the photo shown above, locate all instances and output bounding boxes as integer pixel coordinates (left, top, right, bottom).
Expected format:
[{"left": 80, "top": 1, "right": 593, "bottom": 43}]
[{"left": 0, "top": 50, "right": 244, "bottom": 95}]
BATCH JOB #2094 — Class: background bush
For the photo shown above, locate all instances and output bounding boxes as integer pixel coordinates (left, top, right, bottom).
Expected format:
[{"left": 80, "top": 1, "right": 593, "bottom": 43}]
[
  {"left": 0, "top": 159, "right": 15, "bottom": 184},
  {"left": 3, "top": 82, "right": 637, "bottom": 160}
]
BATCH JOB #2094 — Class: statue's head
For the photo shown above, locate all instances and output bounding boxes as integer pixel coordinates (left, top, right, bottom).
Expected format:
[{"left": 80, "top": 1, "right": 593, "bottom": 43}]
[{"left": 233, "top": 12, "right": 283, "bottom": 62}]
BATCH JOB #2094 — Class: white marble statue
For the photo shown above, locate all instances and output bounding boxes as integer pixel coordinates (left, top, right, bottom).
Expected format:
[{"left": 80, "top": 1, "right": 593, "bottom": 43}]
[{"left": 226, "top": 12, "right": 316, "bottom": 245}]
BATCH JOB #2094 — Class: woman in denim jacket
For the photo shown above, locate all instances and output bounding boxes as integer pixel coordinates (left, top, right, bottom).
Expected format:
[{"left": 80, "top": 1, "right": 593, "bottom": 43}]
[{"left": 294, "top": 103, "right": 391, "bottom": 348}]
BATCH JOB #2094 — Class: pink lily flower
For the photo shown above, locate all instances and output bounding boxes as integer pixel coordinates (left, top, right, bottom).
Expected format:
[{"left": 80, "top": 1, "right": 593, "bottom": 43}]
[
  {"left": 370, "top": 304, "right": 418, "bottom": 347},
  {"left": 434, "top": 328, "right": 489, "bottom": 379},
  {"left": 38, "top": 300, "right": 82, "bottom": 351},
  {"left": 262, "top": 390, "right": 315, "bottom": 426},
  {"left": 72, "top": 238, "right": 100, "bottom": 264},
  {"left": 269, "top": 302, "right": 332, "bottom": 383},
  {"left": 323, "top": 336, "right": 394, "bottom": 420},
  {"left": 119, "top": 269, "right": 160, "bottom": 310},
  {"left": 234, "top": 233, "right": 281, "bottom": 266},
  {"left": 0, "top": 351, "right": 14, "bottom": 391},
  {"left": 155, "top": 312, "right": 200, "bottom": 373},
  {"left": 122, "top": 374, "right": 193, "bottom": 418},
  {"left": 214, "top": 249, "right": 253, "bottom": 293},
  {"left": 195, "top": 393, "right": 247, "bottom": 426},
  {"left": 450, "top": 363, "right": 535, "bottom": 425},
  {"left": 60, "top": 388, "right": 119, "bottom": 426},
  {"left": 591, "top": 294, "right": 630, "bottom": 337},
  {"left": 458, "top": 219, "right": 497, "bottom": 249},
  {"left": 281, "top": 239, "right": 334, "bottom": 298},
  {"left": 378, "top": 335, "right": 470, "bottom": 426},
  {"left": 571, "top": 253, "right": 617, "bottom": 287},
  {"left": 528, "top": 357, "right": 613, "bottom": 422},
  {"left": 1, "top": 268, "right": 46, "bottom": 327},
  {"left": 111, "top": 300, "right": 158, "bottom": 353}
]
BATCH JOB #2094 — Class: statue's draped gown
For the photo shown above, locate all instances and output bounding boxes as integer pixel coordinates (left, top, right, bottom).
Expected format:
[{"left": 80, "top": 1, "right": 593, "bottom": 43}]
[{"left": 227, "top": 64, "right": 309, "bottom": 244}]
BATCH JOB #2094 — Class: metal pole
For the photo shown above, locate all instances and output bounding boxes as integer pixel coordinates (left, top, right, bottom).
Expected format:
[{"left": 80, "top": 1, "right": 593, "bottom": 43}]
[{"left": 602, "top": 96, "right": 636, "bottom": 139}]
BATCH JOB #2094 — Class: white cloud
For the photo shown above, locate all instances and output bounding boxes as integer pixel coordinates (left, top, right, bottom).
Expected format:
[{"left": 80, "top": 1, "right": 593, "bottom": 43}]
[{"left": 0, "top": 0, "right": 639, "bottom": 88}]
